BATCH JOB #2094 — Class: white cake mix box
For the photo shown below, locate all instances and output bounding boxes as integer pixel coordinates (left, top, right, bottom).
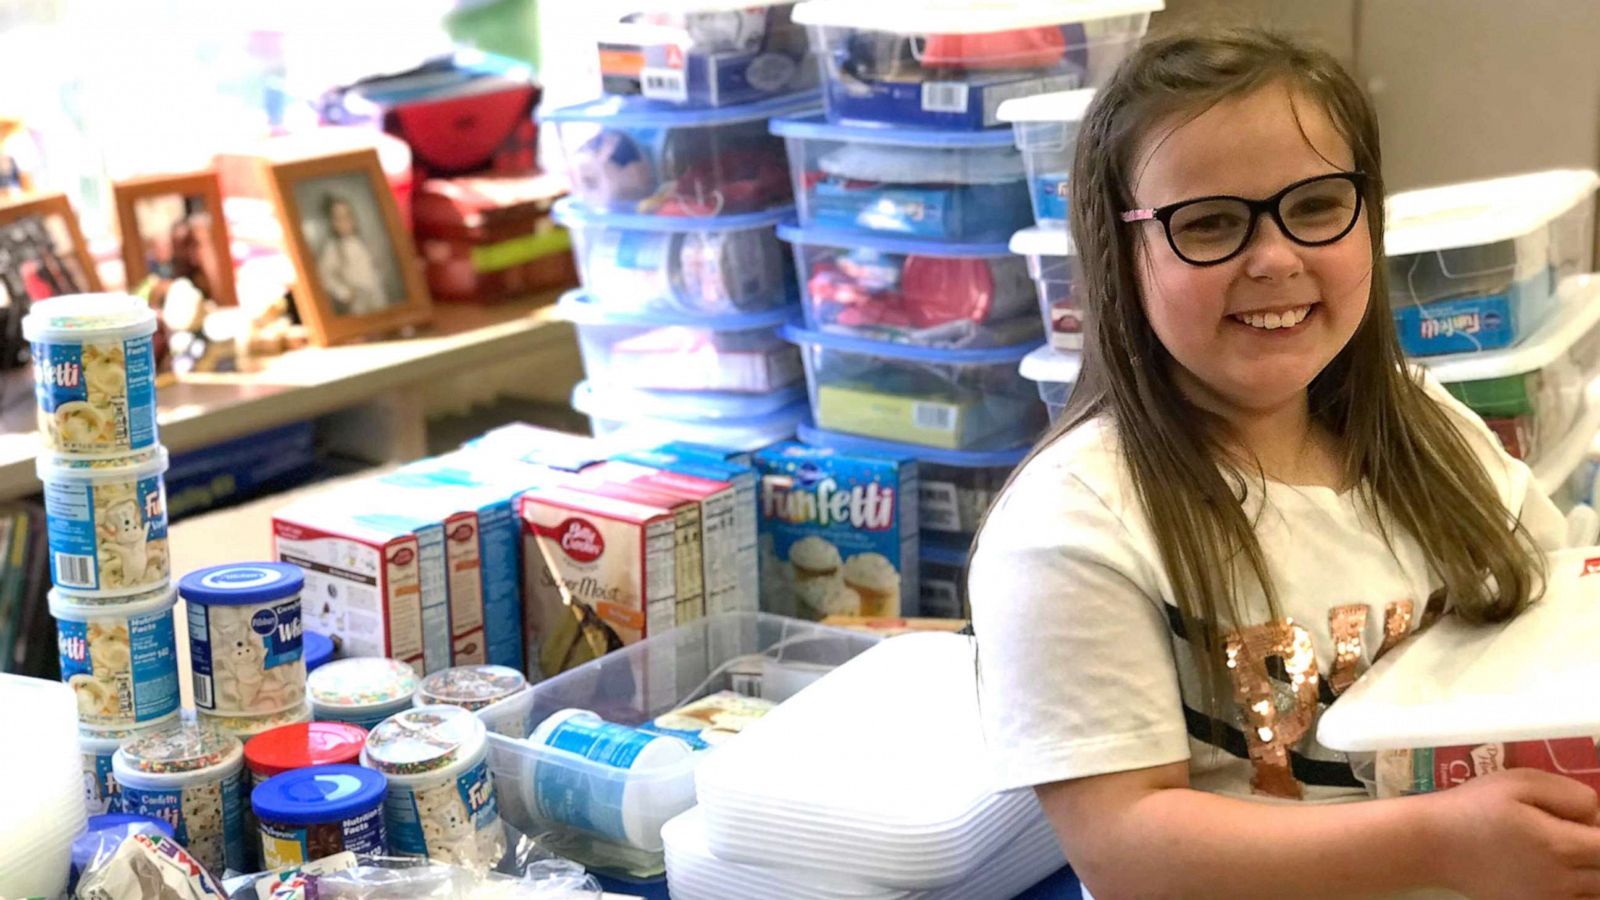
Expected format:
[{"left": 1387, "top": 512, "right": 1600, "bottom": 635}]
[{"left": 519, "top": 485, "right": 679, "bottom": 679}]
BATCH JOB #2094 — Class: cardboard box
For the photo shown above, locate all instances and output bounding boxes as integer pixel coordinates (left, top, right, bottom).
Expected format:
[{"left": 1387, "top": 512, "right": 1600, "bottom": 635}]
[
  {"left": 566, "top": 476, "right": 705, "bottom": 628},
  {"left": 1376, "top": 738, "right": 1600, "bottom": 798}
]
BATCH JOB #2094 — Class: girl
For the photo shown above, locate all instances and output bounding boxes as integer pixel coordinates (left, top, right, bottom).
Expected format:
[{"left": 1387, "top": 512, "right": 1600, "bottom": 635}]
[
  {"left": 317, "top": 195, "right": 389, "bottom": 316},
  {"left": 969, "top": 28, "right": 1600, "bottom": 900}
]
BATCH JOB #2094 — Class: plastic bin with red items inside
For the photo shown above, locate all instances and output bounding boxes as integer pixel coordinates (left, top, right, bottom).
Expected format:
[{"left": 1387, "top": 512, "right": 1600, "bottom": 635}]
[{"left": 412, "top": 173, "right": 577, "bottom": 304}]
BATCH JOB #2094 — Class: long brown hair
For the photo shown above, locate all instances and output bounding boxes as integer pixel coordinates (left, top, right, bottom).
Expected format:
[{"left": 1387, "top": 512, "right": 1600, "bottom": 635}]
[{"left": 976, "top": 27, "right": 1544, "bottom": 711}]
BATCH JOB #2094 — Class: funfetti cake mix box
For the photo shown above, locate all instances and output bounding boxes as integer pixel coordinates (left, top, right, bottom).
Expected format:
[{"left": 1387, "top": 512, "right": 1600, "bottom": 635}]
[
  {"left": 753, "top": 442, "right": 919, "bottom": 621},
  {"left": 272, "top": 495, "right": 441, "bottom": 673},
  {"left": 612, "top": 446, "right": 760, "bottom": 614},
  {"left": 519, "top": 485, "right": 678, "bottom": 679}
]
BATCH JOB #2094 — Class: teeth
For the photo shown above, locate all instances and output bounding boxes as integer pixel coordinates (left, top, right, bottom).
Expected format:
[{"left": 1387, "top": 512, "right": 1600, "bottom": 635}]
[{"left": 1234, "top": 305, "right": 1311, "bottom": 330}]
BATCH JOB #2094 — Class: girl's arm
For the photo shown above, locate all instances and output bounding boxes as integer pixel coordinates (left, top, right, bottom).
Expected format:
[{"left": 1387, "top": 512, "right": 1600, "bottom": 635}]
[{"left": 1042, "top": 761, "right": 1600, "bottom": 900}]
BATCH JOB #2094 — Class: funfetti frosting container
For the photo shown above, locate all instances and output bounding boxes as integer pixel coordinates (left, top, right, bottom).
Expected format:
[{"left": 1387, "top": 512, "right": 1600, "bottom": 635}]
[
  {"left": 772, "top": 115, "right": 1032, "bottom": 242},
  {"left": 793, "top": 0, "right": 1157, "bottom": 130},
  {"left": 1018, "top": 343, "right": 1082, "bottom": 424},
  {"left": 112, "top": 722, "right": 246, "bottom": 877},
  {"left": 80, "top": 730, "right": 127, "bottom": 817},
  {"left": 252, "top": 764, "right": 389, "bottom": 867},
  {"left": 51, "top": 587, "right": 180, "bottom": 732},
  {"left": 308, "top": 658, "right": 420, "bottom": 729},
  {"left": 997, "top": 88, "right": 1096, "bottom": 227},
  {"left": 180, "top": 563, "right": 306, "bottom": 720},
  {"left": 597, "top": 2, "right": 818, "bottom": 109},
  {"left": 555, "top": 200, "right": 794, "bottom": 318},
  {"left": 782, "top": 223, "right": 1042, "bottom": 349},
  {"left": 361, "top": 706, "right": 505, "bottom": 869},
  {"left": 23, "top": 293, "right": 159, "bottom": 458},
  {"left": 38, "top": 448, "right": 170, "bottom": 598},
  {"left": 416, "top": 665, "right": 531, "bottom": 739},
  {"left": 541, "top": 91, "right": 817, "bottom": 217},
  {"left": 196, "top": 701, "right": 313, "bottom": 743},
  {"left": 560, "top": 290, "right": 804, "bottom": 394},
  {"left": 1010, "top": 225, "right": 1081, "bottom": 351}
]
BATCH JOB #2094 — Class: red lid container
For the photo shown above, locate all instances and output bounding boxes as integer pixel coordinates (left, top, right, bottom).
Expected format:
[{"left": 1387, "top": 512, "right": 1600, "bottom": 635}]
[{"left": 244, "top": 721, "right": 369, "bottom": 779}]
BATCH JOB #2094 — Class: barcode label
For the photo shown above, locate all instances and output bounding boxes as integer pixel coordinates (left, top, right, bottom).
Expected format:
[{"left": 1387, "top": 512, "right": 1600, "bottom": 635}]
[
  {"left": 921, "top": 81, "right": 971, "bottom": 114},
  {"left": 55, "top": 552, "right": 95, "bottom": 588},
  {"left": 912, "top": 402, "right": 958, "bottom": 433},
  {"left": 641, "top": 67, "right": 688, "bottom": 103},
  {"left": 192, "top": 672, "right": 214, "bottom": 710}
]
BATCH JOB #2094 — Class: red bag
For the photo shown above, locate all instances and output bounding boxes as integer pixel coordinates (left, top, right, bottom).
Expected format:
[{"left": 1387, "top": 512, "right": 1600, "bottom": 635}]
[{"left": 384, "top": 83, "right": 541, "bottom": 181}]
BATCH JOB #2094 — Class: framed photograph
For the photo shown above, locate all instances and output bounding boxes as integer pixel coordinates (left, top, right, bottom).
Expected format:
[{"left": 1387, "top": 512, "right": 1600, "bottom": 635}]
[
  {"left": 113, "top": 170, "right": 237, "bottom": 308},
  {"left": 264, "top": 148, "right": 431, "bottom": 345},
  {"left": 0, "top": 192, "right": 101, "bottom": 308}
]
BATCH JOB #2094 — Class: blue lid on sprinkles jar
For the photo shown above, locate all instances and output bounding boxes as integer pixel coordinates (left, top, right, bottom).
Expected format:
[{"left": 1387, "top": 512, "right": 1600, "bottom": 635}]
[
  {"left": 252, "top": 764, "right": 387, "bottom": 826},
  {"left": 179, "top": 563, "right": 304, "bottom": 606},
  {"left": 303, "top": 631, "right": 335, "bottom": 672}
]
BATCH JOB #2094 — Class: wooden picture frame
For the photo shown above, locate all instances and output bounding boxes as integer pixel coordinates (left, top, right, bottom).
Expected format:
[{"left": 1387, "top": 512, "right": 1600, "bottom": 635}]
[
  {"left": 0, "top": 192, "right": 102, "bottom": 304},
  {"left": 112, "top": 170, "right": 238, "bottom": 308},
  {"left": 264, "top": 148, "right": 431, "bottom": 346}
]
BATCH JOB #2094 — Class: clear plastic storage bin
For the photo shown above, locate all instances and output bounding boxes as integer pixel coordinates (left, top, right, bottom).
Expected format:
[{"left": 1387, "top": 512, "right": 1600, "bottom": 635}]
[
  {"left": 596, "top": 2, "right": 818, "bottom": 109},
  {"left": 792, "top": 0, "right": 1158, "bottom": 130},
  {"left": 1386, "top": 169, "right": 1599, "bottom": 356},
  {"left": 572, "top": 381, "right": 809, "bottom": 451},
  {"left": 796, "top": 422, "right": 1023, "bottom": 534},
  {"left": 541, "top": 92, "right": 819, "bottom": 217},
  {"left": 1011, "top": 225, "right": 1082, "bottom": 350},
  {"left": 560, "top": 290, "right": 804, "bottom": 394},
  {"left": 781, "top": 223, "right": 1042, "bottom": 348},
  {"left": 998, "top": 88, "right": 1096, "bottom": 227},
  {"left": 785, "top": 324, "right": 1045, "bottom": 450},
  {"left": 554, "top": 200, "right": 795, "bottom": 317},
  {"left": 770, "top": 115, "right": 1032, "bottom": 242},
  {"left": 919, "top": 535, "right": 972, "bottom": 619},
  {"left": 1019, "top": 343, "right": 1082, "bottom": 423},
  {"left": 484, "top": 613, "right": 881, "bottom": 870}
]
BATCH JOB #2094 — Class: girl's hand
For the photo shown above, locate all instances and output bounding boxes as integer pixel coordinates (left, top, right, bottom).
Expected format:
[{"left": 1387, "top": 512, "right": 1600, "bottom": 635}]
[{"left": 1428, "top": 768, "right": 1600, "bottom": 899}]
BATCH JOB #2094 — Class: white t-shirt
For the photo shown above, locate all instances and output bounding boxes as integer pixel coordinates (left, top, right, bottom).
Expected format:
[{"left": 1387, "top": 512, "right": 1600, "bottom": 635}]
[{"left": 970, "top": 372, "right": 1567, "bottom": 803}]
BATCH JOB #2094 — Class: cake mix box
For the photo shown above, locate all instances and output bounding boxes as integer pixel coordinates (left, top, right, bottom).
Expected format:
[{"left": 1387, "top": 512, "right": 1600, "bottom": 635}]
[
  {"left": 586, "top": 459, "right": 745, "bottom": 618},
  {"left": 753, "top": 442, "right": 918, "bottom": 621},
  {"left": 464, "top": 422, "right": 611, "bottom": 473},
  {"left": 519, "top": 485, "right": 678, "bottom": 678},
  {"left": 612, "top": 446, "right": 760, "bottom": 614},
  {"left": 272, "top": 495, "right": 438, "bottom": 673},
  {"left": 1375, "top": 738, "right": 1600, "bottom": 798},
  {"left": 564, "top": 474, "right": 706, "bottom": 628}
]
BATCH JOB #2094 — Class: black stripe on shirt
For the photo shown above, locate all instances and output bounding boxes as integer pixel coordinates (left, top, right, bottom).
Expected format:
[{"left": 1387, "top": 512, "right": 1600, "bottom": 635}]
[{"left": 1182, "top": 705, "right": 1364, "bottom": 789}]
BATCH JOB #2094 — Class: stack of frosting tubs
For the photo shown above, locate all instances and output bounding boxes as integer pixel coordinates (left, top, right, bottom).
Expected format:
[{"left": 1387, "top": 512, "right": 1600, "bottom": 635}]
[
  {"left": 669, "top": 632, "right": 1068, "bottom": 897},
  {"left": 541, "top": 1, "right": 828, "bottom": 451}
]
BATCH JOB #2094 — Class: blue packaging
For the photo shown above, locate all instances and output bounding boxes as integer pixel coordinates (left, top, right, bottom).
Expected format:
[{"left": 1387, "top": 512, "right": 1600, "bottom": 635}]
[
  {"left": 166, "top": 421, "right": 316, "bottom": 519},
  {"left": 27, "top": 327, "right": 158, "bottom": 457},
  {"left": 304, "top": 630, "right": 336, "bottom": 671},
  {"left": 753, "top": 441, "right": 918, "bottom": 619},
  {"left": 38, "top": 449, "right": 171, "bottom": 597},
  {"left": 656, "top": 440, "right": 757, "bottom": 468},
  {"left": 598, "top": 5, "right": 817, "bottom": 109},
  {"left": 252, "top": 764, "right": 389, "bottom": 867},
  {"left": 52, "top": 588, "right": 181, "bottom": 730},
  {"left": 1393, "top": 272, "right": 1558, "bottom": 356}
]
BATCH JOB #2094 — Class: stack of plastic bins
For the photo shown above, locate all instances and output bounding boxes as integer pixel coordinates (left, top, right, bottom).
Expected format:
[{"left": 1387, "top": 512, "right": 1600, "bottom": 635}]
[
  {"left": 1386, "top": 169, "right": 1598, "bottom": 358},
  {"left": 998, "top": 88, "right": 1097, "bottom": 229},
  {"left": 1418, "top": 274, "right": 1600, "bottom": 501},
  {"left": 540, "top": 87, "right": 821, "bottom": 447},
  {"left": 483, "top": 612, "right": 881, "bottom": 890},
  {"left": 1011, "top": 223, "right": 1085, "bottom": 423},
  {"left": 795, "top": 422, "right": 1020, "bottom": 619}
]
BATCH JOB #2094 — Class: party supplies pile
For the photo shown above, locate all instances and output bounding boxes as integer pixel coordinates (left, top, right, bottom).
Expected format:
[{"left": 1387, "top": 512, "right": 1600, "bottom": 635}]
[{"left": 542, "top": 3, "right": 824, "bottom": 448}]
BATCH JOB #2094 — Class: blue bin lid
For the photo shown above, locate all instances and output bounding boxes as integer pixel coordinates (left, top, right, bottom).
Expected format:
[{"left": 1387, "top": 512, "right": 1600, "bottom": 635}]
[
  {"left": 797, "top": 422, "right": 1028, "bottom": 468},
  {"left": 558, "top": 289, "right": 799, "bottom": 331},
  {"left": 252, "top": 764, "right": 388, "bottom": 826},
  {"left": 552, "top": 198, "right": 792, "bottom": 233},
  {"left": 776, "top": 221, "right": 1012, "bottom": 258},
  {"left": 920, "top": 534, "right": 972, "bottom": 568},
  {"left": 179, "top": 562, "right": 304, "bottom": 607},
  {"left": 575, "top": 381, "right": 806, "bottom": 422},
  {"left": 303, "top": 630, "right": 336, "bottom": 672},
  {"left": 85, "top": 813, "right": 174, "bottom": 838},
  {"left": 781, "top": 322, "right": 1042, "bottom": 365},
  {"left": 771, "top": 113, "right": 1018, "bottom": 148},
  {"left": 539, "top": 91, "right": 821, "bottom": 127}
]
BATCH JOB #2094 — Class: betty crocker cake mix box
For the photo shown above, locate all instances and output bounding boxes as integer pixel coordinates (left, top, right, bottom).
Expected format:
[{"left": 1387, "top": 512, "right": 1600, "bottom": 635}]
[{"left": 754, "top": 442, "right": 918, "bottom": 621}]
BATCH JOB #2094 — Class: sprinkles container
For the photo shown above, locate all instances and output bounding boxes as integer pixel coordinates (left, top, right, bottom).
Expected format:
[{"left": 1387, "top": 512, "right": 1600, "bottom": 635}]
[
  {"left": 23, "top": 293, "right": 159, "bottom": 458},
  {"left": 196, "top": 700, "right": 313, "bottom": 743},
  {"left": 38, "top": 449, "right": 171, "bottom": 598},
  {"left": 252, "top": 764, "right": 388, "bottom": 867},
  {"left": 112, "top": 722, "right": 246, "bottom": 876},
  {"left": 360, "top": 706, "right": 505, "bottom": 869},
  {"left": 180, "top": 563, "right": 307, "bottom": 718},
  {"left": 309, "top": 658, "right": 420, "bottom": 728},
  {"left": 51, "top": 587, "right": 180, "bottom": 732},
  {"left": 415, "top": 665, "right": 531, "bottom": 738}
]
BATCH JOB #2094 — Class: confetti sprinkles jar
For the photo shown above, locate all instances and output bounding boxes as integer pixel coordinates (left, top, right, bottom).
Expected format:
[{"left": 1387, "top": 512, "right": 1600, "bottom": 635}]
[
  {"left": 415, "top": 664, "right": 531, "bottom": 738},
  {"left": 51, "top": 587, "right": 180, "bottom": 731},
  {"left": 251, "top": 764, "right": 389, "bottom": 868},
  {"left": 22, "top": 293, "right": 159, "bottom": 459},
  {"left": 180, "top": 563, "right": 307, "bottom": 718},
  {"left": 308, "top": 658, "right": 420, "bottom": 728},
  {"left": 112, "top": 722, "right": 246, "bottom": 876},
  {"left": 361, "top": 706, "right": 505, "bottom": 869}
]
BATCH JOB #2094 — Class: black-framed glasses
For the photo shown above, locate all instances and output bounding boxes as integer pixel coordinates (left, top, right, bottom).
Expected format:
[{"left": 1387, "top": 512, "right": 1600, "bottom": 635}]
[{"left": 1120, "top": 172, "right": 1367, "bottom": 266}]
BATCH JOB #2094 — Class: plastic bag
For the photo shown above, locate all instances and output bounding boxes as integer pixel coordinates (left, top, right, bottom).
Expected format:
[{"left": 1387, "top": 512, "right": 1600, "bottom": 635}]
[{"left": 75, "top": 833, "right": 224, "bottom": 900}]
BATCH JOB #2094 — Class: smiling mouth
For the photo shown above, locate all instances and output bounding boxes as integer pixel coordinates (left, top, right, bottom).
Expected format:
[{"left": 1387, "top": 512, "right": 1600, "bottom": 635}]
[{"left": 1230, "top": 304, "right": 1315, "bottom": 331}]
